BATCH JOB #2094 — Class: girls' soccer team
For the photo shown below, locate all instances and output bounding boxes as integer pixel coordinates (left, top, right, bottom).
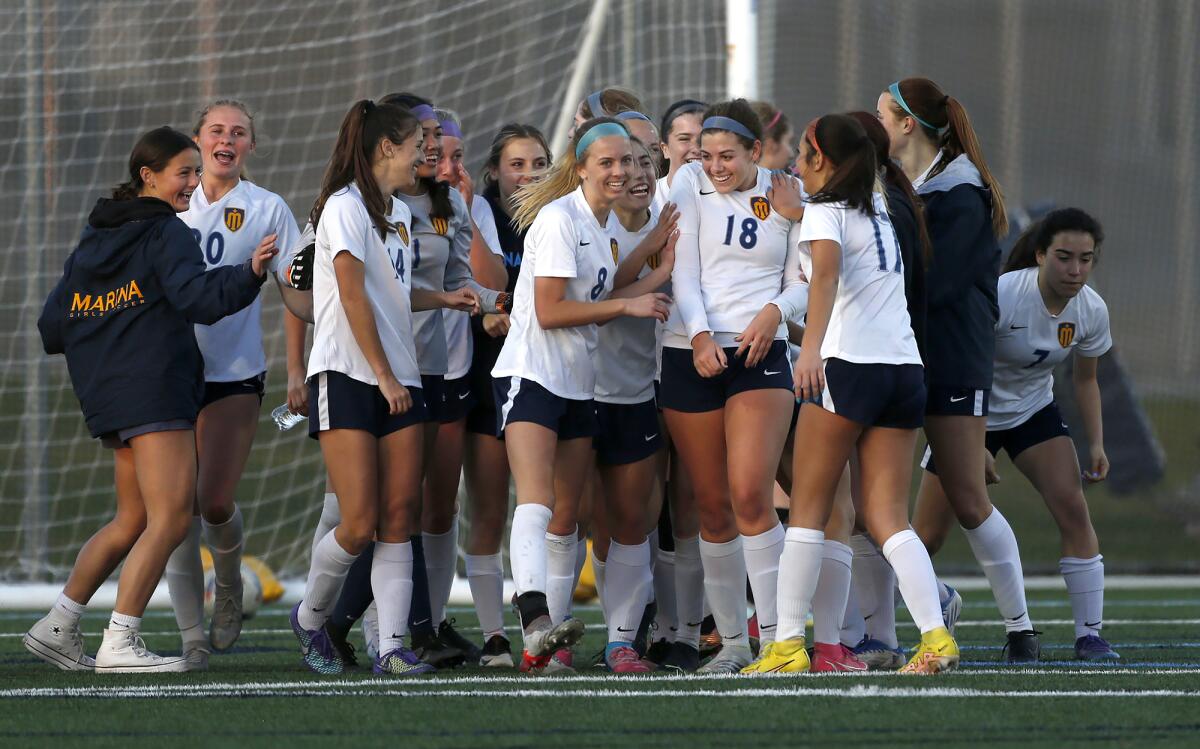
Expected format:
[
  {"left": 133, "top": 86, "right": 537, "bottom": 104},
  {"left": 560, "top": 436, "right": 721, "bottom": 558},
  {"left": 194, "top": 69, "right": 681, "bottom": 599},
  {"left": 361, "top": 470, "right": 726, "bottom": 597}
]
[{"left": 26, "top": 77, "right": 1119, "bottom": 674}]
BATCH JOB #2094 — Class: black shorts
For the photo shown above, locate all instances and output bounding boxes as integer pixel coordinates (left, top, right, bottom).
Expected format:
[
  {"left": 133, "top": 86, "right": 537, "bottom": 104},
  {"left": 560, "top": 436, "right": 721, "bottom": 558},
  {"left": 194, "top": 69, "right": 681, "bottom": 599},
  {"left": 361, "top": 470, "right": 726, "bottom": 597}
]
[
  {"left": 493, "top": 376, "right": 596, "bottom": 441},
  {"left": 100, "top": 419, "right": 194, "bottom": 450},
  {"left": 816, "top": 359, "right": 925, "bottom": 429},
  {"left": 439, "top": 374, "right": 475, "bottom": 424},
  {"left": 922, "top": 401, "right": 1070, "bottom": 474},
  {"left": 467, "top": 327, "right": 505, "bottom": 435},
  {"left": 308, "top": 370, "right": 427, "bottom": 440},
  {"left": 659, "top": 340, "right": 792, "bottom": 413},
  {"left": 926, "top": 384, "right": 989, "bottom": 417},
  {"left": 202, "top": 372, "right": 266, "bottom": 408},
  {"left": 594, "top": 398, "right": 663, "bottom": 465}
]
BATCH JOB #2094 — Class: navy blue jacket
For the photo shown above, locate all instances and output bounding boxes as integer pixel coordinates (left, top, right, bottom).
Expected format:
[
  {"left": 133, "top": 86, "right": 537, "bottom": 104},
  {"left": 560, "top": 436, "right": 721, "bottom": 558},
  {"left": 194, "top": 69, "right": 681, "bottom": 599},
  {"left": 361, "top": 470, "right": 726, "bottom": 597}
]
[
  {"left": 39, "top": 197, "right": 265, "bottom": 438},
  {"left": 918, "top": 156, "right": 1000, "bottom": 390},
  {"left": 885, "top": 182, "right": 927, "bottom": 360}
]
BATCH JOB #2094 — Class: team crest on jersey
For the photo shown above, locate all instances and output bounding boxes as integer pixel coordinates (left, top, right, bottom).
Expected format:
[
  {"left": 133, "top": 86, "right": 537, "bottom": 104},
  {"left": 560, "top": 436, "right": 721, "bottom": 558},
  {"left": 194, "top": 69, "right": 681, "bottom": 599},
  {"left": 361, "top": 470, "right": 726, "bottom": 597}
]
[
  {"left": 223, "top": 207, "right": 245, "bottom": 232},
  {"left": 1058, "top": 322, "right": 1076, "bottom": 348},
  {"left": 397, "top": 222, "right": 410, "bottom": 246},
  {"left": 750, "top": 196, "right": 771, "bottom": 221},
  {"left": 431, "top": 216, "right": 449, "bottom": 236},
  {"left": 610, "top": 238, "right": 620, "bottom": 263}
]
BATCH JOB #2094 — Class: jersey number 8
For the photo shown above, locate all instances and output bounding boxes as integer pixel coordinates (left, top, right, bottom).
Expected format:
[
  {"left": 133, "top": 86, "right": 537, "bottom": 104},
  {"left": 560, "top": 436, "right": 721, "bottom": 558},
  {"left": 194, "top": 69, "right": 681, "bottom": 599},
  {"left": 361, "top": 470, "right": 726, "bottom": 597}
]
[
  {"left": 589, "top": 267, "right": 608, "bottom": 301},
  {"left": 722, "top": 215, "right": 758, "bottom": 249}
]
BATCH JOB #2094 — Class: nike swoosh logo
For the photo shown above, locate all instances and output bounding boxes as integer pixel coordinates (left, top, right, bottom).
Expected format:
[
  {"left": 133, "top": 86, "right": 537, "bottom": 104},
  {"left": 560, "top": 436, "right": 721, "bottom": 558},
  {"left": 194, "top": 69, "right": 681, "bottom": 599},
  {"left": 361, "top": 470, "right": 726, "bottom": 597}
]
[
  {"left": 1010, "top": 325, "right": 1028, "bottom": 330},
  {"left": 644, "top": 434, "right": 659, "bottom": 442},
  {"left": 311, "top": 607, "right": 325, "bottom": 613},
  {"left": 616, "top": 626, "right": 635, "bottom": 633},
  {"left": 685, "top": 621, "right": 703, "bottom": 628},
  {"left": 458, "top": 392, "right": 470, "bottom": 400},
  {"left": 1084, "top": 620, "right": 1102, "bottom": 628},
  {"left": 580, "top": 241, "right": 590, "bottom": 246},
  {"left": 765, "top": 660, "right": 795, "bottom": 672},
  {"left": 950, "top": 395, "right": 968, "bottom": 403},
  {"left": 700, "top": 189, "right": 715, "bottom": 195},
  {"left": 764, "top": 369, "right": 782, "bottom": 376},
  {"left": 412, "top": 619, "right": 430, "bottom": 627},
  {"left": 759, "top": 624, "right": 777, "bottom": 630},
  {"left": 726, "top": 632, "right": 743, "bottom": 639},
  {"left": 390, "top": 633, "right": 403, "bottom": 639}
]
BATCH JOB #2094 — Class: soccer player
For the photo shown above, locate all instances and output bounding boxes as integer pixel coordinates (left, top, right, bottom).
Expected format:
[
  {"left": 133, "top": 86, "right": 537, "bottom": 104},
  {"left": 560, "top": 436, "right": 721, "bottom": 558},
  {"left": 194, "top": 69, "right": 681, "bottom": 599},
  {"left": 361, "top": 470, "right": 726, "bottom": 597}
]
[
  {"left": 877, "top": 77, "right": 1040, "bottom": 661},
  {"left": 655, "top": 99, "right": 707, "bottom": 210},
  {"left": 27, "top": 126, "right": 272, "bottom": 672},
  {"left": 919, "top": 208, "right": 1118, "bottom": 661},
  {"left": 750, "top": 101, "right": 795, "bottom": 172},
  {"left": 661, "top": 100, "right": 807, "bottom": 673},
  {"left": 492, "top": 117, "right": 671, "bottom": 674},
  {"left": 592, "top": 136, "right": 679, "bottom": 672},
  {"left": 289, "top": 100, "right": 474, "bottom": 676},
  {"left": 569, "top": 86, "right": 645, "bottom": 140},
  {"left": 743, "top": 114, "right": 958, "bottom": 676},
  {"left": 162, "top": 100, "right": 307, "bottom": 670}
]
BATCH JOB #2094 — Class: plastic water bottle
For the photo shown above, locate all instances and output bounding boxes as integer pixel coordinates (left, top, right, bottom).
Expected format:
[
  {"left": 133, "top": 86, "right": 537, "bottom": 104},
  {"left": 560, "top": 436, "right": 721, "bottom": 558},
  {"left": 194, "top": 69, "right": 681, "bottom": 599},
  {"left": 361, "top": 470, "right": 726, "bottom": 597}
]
[{"left": 270, "top": 404, "right": 307, "bottom": 431}]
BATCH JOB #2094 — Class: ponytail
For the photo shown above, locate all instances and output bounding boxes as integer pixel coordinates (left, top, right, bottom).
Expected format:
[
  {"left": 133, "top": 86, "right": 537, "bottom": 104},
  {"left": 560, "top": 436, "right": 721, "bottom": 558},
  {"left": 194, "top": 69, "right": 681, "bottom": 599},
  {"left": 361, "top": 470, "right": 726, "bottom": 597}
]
[
  {"left": 1003, "top": 207, "right": 1104, "bottom": 273},
  {"left": 112, "top": 126, "right": 200, "bottom": 201},
  {"left": 804, "top": 114, "right": 878, "bottom": 215},
  {"left": 847, "top": 110, "right": 932, "bottom": 263},
  {"left": 888, "top": 78, "right": 1008, "bottom": 238},
  {"left": 310, "top": 99, "right": 419, "bottom": 240}
]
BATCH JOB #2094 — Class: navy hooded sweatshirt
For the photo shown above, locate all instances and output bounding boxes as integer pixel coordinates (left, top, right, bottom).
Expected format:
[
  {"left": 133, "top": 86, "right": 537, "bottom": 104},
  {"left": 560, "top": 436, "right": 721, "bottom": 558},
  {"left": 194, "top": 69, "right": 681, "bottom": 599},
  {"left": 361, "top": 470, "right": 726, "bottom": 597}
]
[
  {"left": 917, "top": 154, "right": 1000, "bottom": 390},
  {"left": 884, "top": 181, "right": 927, "bottom": 360},
  {"left": 38, "top": 196, "right": 265, "bottom": 438}
]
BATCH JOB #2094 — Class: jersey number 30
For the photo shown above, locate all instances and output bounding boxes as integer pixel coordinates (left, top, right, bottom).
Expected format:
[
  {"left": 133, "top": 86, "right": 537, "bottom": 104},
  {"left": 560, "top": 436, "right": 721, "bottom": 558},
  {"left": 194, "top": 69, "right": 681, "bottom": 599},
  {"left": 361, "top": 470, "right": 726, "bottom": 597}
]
[
  {"left": 722, "top": 215, "right": 758, "bottom": 249},
  {"left": 191, "top": 229, "right": 225, "bottom": 266}
]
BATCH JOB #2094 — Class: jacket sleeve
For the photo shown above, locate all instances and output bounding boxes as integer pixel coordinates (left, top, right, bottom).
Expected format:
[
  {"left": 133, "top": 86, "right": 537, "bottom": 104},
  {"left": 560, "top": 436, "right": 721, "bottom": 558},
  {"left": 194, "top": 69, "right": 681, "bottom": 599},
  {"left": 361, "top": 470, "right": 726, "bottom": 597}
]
[
  {"left": 153, "top": 218, "right": 265, "bottom": 325},
  {"left": 924, "top": 185, "right": 997, "bottom": 310},
  {"left": 444, "top": 192, "right": 500, "bottom": 311},
  {"left": 38, "top": 255, "right": 71, "bottom": 355}
]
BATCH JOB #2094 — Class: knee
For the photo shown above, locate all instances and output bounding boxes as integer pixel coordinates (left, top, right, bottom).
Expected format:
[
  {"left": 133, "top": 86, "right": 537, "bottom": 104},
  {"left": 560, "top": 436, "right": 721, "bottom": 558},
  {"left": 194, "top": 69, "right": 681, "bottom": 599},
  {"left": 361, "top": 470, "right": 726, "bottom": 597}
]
[
  {"left": 949, "top": 493, "right": 992, "bottom": 529},
  {"left": 696, "top": 496, "right": 736, "bottom": 536},
  {"left": 338, "top": 513, "right": 379, "bottom": 554},
  {"left": 145, "top": 512, "right": 193, "bottom": 548},
  {"left": 109, "top": 514, "right": 147, "bottom": 549}
]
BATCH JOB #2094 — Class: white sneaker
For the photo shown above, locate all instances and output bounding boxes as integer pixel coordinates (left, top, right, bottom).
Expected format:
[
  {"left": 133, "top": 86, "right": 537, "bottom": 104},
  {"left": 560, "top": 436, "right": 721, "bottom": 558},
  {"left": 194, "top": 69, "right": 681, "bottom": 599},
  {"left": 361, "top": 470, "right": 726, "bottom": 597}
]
[
  {"left": 362, "top": 601, "right": 380, "bottom": 662},
  {"left": 184, "top": 642, "right": 211, "bottom": 671},
  {"left": 24, "top": 614, "right": 95, "bottom": 671},
  {"left": 525, "top": 618, "right": 585, "bottom": 657},
  {"left": 209, "top": 577, "right": 243, "bottom": 651},
  {"left": 698, "top": 644, "right": 754, "bottom": 674},
  {"left": 94, "top": 628, "right": 187, "bottom": 673}
]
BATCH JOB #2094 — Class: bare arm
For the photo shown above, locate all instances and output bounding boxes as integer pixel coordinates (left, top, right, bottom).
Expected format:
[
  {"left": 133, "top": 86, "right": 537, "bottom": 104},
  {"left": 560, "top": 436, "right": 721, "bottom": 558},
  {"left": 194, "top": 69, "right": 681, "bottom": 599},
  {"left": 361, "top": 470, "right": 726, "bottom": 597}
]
[
  {"left": 469, "top": 221, "right": 508, "bottom": 290},
  {"left": 1073, "top": 354, "right": 1109, "bottom": 482},
  {"left": 533, "top": 276, "right": 668, "bottom": 329},
  {"left": 333, "top": 251, "right": 410, "bottom": 414},
  {"left": 276, "top": 275, "right": 313, "bottom": 323},
  {"left": 283, "top": 306, "right": 309, "bottom": 415},
  {"left": 792, "top": 238, "right": 840, "bottom": 400}
]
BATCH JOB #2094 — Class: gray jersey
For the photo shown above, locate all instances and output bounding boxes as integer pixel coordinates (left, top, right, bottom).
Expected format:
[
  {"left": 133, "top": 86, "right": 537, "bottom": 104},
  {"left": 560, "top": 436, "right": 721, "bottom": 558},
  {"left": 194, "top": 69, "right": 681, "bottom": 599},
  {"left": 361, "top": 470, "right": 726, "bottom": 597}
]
[{"left": 595, "top": 208, "right": 660, "bottom": 404}]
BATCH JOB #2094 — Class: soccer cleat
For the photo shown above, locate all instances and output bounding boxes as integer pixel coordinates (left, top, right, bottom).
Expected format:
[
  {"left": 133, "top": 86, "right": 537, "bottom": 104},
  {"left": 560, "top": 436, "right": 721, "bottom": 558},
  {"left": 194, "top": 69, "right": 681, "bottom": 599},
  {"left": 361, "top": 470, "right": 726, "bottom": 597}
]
[
  {"left": 1075, "top": 634, "right": 1120, "bottom": 661},
  {"left": 741, "top": 637, "right": 809, "bottom": 675},
  {"left": 23, "top": 614, "right": 95, "bottom": 671},
  {"left": 1003, "top": 630, "right": 1042, "bottom": 664},
  {"left": 699, "top": 643, "right": 754, "bottom": 674},
  {"left": 851, "top": 637, "right": 906, "bottom": 671},
  {"left": 290, "top": 602, "right": 343, "bottom": 675},
  {"left": 543, "top": 648, "right": 576, "bottom": 675},
  {"left": 411, "top": 632, "right": 465, "bottom": 669},
  {"left": 899, "top": 626, "right": 959, "bottom": 675},
  {"left": 439, "top": 619, "right": 483, "bottom": 663},
  {"left": 324, "top": 622, "right": 359, "bottom": 668},
  {"left": 519, "top": 650, "right": 552, "bottom": 673},
  {"left": 606, "top": 645, "right": 654, "bottom": 674},
  {"left": 183, "top": 643, "right": 211, "bottom": 672},
  {"left": 374, "top": 647, "right": 437, "bottom": 676},
  {"left": 660, "top": 641, "right": 701, "bottom": 673},
  {"left": 699, "top": 615, "right": 721, "bottom": 658},
  {"left": 208, "top": 577, "right": 243, "bottom": 652},
  {"left": 811, "top": 642, "right": 868, "bottom": 673},
  {"left": 479, "top": 634, "right": 515, "bottom": 668},
  {"left": 525, "top": 618, "right": 586, "bottom": 658},
  {"left": 940, "top": 583, "right": 963, "bottom": 635},
  {"left": 646, "top": 637, "right": 673, "bottom": 666},
  {"left": 94, "top": 628, "right": 187, "bottom": 673},
  {"left": 362, "top": 602, "right": 380, "bottom": 662},
  {"left": 632, "top": 601, "right": 657, "bottom": 657}
]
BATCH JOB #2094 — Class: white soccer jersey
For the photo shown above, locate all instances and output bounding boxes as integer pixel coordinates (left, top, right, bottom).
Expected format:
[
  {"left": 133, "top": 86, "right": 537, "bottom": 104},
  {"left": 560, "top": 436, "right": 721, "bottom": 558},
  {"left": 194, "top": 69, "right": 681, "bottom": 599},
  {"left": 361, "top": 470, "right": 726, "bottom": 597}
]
[
  {"left": 492, "top": 187, "right": 617, "bottom": 400},
  {"left": 180, "top": 179, "right": 300, "bottom": 382},
  {"left": 595, "top": 207, "right": 660, "bottom": 404},
  {"left": 989, "top": 267, "right": 1111, "bottom": 430},
  {"left": 651, "top": 175, "right": 670, "bottom": 213},
  {"left": 794, "top": 194, "right": 920, "bottom": 366},
  {"left": 307, "top": 183, "right": 421, "bottom": 388},
  {"left": 664, "top": 162, "right": 805, "bottom": 349}
]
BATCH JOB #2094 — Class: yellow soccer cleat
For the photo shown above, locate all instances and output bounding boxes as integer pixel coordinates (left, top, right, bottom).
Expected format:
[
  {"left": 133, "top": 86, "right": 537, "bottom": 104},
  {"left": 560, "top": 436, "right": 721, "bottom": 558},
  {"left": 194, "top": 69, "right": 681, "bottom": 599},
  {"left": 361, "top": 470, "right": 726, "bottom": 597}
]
[
  {"left": 740, "top": 637, "right": 810, "bottom": 675},
  {"left": 900, "top": 626, "right": 960, "bottom": 675}
]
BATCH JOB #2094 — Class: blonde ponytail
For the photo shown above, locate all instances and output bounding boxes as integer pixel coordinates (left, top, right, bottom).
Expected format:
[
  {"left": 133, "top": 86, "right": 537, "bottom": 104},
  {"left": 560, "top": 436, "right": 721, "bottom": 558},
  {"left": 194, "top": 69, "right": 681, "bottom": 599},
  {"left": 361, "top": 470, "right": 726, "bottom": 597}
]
[{"left": 944, "top": 96, "right": 1008, "bottom": 237}]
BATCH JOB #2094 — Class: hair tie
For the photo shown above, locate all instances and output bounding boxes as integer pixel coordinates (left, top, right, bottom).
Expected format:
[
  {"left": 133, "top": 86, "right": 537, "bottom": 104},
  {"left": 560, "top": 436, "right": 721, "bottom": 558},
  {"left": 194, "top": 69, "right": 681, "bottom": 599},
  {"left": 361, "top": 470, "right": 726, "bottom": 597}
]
[
  {"left": 615, "top": 111, "right": 652, "bottom": 123},
  {"left": 362, "top": 99, "right": 375, "bottom": 115},
  {"left": 410, "top": 104, "right": 437, "bottom": 123},
  {"left": 575, "top": 122, "right": 628, "bottom": 160},
  {"left": 764, "top": 109, "right": 783, "bottom": 132},
  {"left": 941, "top": 95, "right": 950, "bottom": 106},
  {"left": 701, "top": 115, "right": 758, "bottom": 143},
  {"left": 804, "top": 118, "right": 823, "bottom": 160},
  {"left": 586, "top": 90, "right": 607, "bottom": 118},
  {"left": 888, "top": 81, "right": 947, "bottom": 135}
]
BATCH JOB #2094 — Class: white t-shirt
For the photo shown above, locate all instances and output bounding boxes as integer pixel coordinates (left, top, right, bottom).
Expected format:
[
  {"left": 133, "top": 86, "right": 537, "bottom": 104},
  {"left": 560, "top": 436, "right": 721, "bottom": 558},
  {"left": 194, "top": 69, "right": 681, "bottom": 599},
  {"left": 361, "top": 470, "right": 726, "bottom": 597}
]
[
  {"left": 651, "top": 175, "right": 671, "bottom": 214},
  {"left": 664, "top": 162, "right": 805, "bottom": 349},
  {"left": 990, "top": 267, "right": 1111, "bottom": 430},
  {"left": 596, "top": 207, "right": 660, "bottom": 404},
  {"left": 307, "top": 183, "right": 421, "bottom": 388},
  {"left": 492, "top": 187, "right": 617, "bottom": 400},
  {"left": 180, "top": 179, "right": 300, "bottom": 381},
  {"left": 794, "top": 194, "right": 921, "bottom": 366}
]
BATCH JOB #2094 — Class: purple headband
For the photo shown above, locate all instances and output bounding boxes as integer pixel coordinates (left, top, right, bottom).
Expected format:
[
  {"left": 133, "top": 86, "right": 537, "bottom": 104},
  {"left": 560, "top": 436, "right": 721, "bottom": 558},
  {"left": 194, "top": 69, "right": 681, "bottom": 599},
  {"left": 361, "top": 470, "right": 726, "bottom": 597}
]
[
  {"left": 439, "top": 119, "right": 463, "bottom": 139},
  {"left": 411, "top": 104, "right": 437, "bottom": 123}
]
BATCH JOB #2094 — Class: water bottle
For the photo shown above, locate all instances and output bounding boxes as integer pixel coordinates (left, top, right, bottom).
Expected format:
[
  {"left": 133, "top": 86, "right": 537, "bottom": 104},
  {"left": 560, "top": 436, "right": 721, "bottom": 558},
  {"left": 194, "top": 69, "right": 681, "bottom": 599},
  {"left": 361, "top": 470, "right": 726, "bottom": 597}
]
[{"left": 271, "top": 404, "right": 307, "bottom": 431}]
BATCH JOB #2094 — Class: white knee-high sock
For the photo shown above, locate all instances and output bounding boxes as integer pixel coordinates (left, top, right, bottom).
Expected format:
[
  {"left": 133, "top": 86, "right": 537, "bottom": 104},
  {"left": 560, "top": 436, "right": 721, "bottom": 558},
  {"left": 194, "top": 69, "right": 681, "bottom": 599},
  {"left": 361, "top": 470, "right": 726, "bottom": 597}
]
[
  {"left": 298, "top": 530, "right": 359, "bottom": 631},
  {"left": 465, "top": 553, "right": 506, "bottom": 638},
  {"left": 605, "top": 539, "right": 652, "bottom": 644},
  {"left": 850, "top": 533, "right": 899, "bottom": 648},
  {"left": 310, "top": 492, "right": 341, "bottom": 562},
  {"left": 776, "top": 527, "right": 824, "bottom": 641},
  {"left": 1060, "top": 555, "right": 1105, "bottom": 638},
  {"left": 699, "top": 536, "right": 749, "bottom": 647},
  {"left": 742, "top": 523, "right": 786, "bottom": 645},
  {"left": 812, "top": 539, "right": 853, "bottom": 645},
  {"left": 372, "top": 541, "right": 414, "bottom": 655},
  {"left": 165, "top": 517, "right": 206, "bottom": 646},
  {"left": 963, "top": 509, "right": 1032, "bottom": 631},
  {"left": 653, "top": 545, "right": 678, "bottom": 642},
  {"left": 545, "top": 528, "right": 578, "bottom": 625},
  {"left": 423, "top": 516, "right": 459, "bottom": 625},
  {"left": 592, "top": 552, "right": 608, "bottom": 620},
  {"left": 509, "top": 504, "right": 552, "bottom": 597},
  {"left": 203, "top": 507, "right": 244, "bottom": 589},
  {"left": 673, "top": 535, "right": 704, "bottom": 649},
  {"left": 882, "top": 529, "right": 944, "bottom": 634},
  {"left": 841, "top": 578, "right": 865, "bottom": 647},
  {"left": 575, "top": 534, "right": 588, "bottom": 585}
]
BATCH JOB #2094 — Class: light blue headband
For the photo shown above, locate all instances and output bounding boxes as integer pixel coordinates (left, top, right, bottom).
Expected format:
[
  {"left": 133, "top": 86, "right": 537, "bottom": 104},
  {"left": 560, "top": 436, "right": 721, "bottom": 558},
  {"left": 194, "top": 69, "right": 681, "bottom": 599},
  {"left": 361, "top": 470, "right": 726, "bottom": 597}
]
[
  {"left": 575, "top": 122, "right": 629, "bottom": 159},
  {"left": 702, "top": 115, "right": 758, "bottom": 143},
  {"left": 888, "top": 82, "right": 945, "bottom": 135},
  {"left": 615, "top": 111, "right": 651, "bottom": 123},
  {"left": 586, "top": 91, "right": 607, "bottom": 117}
]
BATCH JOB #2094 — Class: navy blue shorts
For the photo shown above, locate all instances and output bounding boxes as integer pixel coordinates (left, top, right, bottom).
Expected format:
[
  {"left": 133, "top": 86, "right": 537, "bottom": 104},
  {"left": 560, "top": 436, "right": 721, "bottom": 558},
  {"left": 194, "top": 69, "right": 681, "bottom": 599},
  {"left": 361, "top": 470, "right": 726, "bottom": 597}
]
[
  {"left": 308, "top": 370, "right": 427, "bottom": 440},
  {"left": 926, "top": 384, "right": 990, "bottom": 417},
  {"left": 202, "top": 372, "right": 266, "bottom": 408},
  {"left": 659, "top": 340, "right": 792, "bottom": 413},
  {"left": 438, "top": 374, "right": 475, "bottom": 424},
  {"left": 100, "top": 419, "right": 194, "bottom": 450},
  {"left": 594, "top": 398, "right": 663, "bottom": 465},
  {"left": 922, "top": 401, "right": 1069, "bottom": 475},
  {"left": 493, "top": 376, "right": 596, "bottom": 440},
  {"left": 816, "top": 358, "right": 925, "bottom": 429}
]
